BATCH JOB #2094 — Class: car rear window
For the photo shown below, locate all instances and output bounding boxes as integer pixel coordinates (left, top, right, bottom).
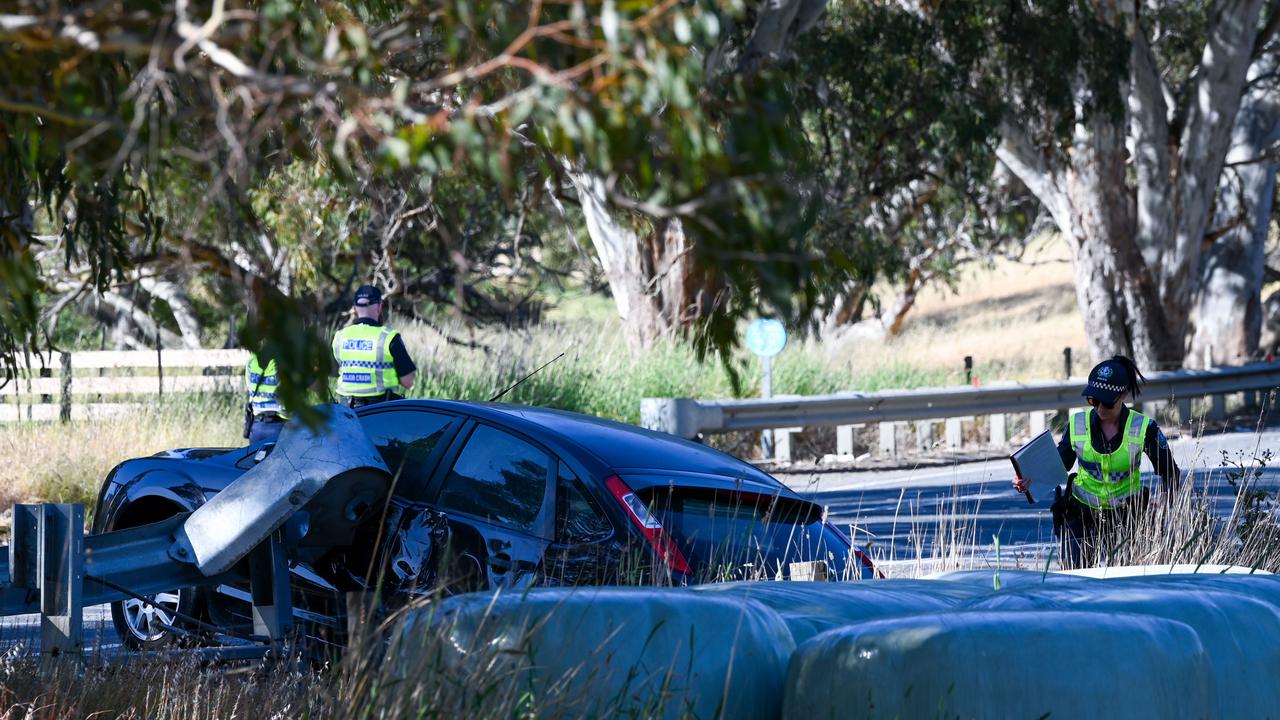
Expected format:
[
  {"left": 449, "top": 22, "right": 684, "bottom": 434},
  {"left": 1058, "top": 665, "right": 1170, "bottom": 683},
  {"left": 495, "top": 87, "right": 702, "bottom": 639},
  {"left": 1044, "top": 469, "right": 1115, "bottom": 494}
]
[{"left": 641, "top": 487, "right": 858, "bottom": 581}]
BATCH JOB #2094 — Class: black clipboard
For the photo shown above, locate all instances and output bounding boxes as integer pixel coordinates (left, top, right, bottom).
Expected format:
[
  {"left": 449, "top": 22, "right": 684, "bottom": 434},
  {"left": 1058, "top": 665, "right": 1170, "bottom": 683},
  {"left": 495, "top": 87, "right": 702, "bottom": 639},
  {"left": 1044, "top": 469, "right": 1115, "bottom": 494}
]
[{"left": 1010, "top": 430, "right": 1067, "bottom": 505}]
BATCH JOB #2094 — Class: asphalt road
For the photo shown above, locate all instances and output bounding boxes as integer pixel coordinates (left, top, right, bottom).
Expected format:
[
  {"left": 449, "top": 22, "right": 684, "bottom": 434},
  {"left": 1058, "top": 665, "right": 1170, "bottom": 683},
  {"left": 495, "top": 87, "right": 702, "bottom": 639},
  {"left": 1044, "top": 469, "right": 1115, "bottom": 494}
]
[
  {"left": 776, "top": 426, "right": 1280, "bottom": 568},
  {"left": 5, "top": 426, "right": 1278, "bottom": 654}
]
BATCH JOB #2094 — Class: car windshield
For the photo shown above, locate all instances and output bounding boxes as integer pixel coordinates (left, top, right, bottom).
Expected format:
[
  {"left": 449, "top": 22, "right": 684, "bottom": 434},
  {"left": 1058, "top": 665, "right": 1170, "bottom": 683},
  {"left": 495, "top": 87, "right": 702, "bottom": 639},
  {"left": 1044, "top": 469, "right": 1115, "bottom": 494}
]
[{"left": 641, "top": 487, "right": 859, "bottom": 582}]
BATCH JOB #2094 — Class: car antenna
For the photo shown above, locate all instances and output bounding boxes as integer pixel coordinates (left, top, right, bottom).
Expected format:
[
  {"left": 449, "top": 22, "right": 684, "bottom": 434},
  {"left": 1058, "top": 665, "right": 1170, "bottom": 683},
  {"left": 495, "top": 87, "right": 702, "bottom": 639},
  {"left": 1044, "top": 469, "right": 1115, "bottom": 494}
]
[{"left": 489, "top": 352, "right": 565, "bottom": 402}]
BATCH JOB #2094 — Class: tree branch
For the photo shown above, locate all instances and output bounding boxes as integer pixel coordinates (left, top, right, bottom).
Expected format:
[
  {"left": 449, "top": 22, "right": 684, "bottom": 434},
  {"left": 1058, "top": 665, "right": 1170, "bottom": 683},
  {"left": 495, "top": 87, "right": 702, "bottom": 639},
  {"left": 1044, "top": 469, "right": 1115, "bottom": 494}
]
[{"left": 995, "top": 120, "right": 1071, "bottom": 234}]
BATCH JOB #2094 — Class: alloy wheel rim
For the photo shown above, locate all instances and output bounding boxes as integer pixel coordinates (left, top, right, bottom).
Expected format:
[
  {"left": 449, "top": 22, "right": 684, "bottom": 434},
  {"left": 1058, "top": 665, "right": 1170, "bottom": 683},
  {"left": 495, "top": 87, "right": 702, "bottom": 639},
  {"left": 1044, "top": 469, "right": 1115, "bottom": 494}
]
[{"left": 122, "top": 591, "right": 181, "bottom": 642}]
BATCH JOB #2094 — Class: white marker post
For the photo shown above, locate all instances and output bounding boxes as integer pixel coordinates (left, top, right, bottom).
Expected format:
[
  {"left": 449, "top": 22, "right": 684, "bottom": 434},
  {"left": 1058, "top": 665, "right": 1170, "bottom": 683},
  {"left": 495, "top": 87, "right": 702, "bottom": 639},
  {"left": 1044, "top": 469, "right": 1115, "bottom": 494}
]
[{"left": 746, "top": 318, "right": 788, "bottom": 459}]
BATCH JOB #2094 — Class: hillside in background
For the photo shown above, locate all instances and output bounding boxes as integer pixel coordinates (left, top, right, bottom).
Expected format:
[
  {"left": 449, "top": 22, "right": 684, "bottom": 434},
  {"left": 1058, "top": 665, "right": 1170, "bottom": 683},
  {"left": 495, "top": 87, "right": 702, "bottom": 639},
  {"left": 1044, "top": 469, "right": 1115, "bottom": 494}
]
[{"left": 829, "top": 235, "right": 1087, "bottom": 384}]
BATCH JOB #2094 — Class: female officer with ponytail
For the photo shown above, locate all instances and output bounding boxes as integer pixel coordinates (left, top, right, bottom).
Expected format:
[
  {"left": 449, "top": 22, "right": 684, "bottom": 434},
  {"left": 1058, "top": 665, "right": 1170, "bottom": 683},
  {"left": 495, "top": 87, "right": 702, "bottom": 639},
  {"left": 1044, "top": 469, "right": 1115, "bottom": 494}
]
[{"left": 1013, "top": 355, "right": 1182, "bottom": 568}]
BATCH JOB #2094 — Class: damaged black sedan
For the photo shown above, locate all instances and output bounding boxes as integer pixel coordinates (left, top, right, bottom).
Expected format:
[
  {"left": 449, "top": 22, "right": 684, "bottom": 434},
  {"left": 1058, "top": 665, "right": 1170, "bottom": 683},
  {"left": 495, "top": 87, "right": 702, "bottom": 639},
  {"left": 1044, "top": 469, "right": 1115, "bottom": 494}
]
[{"left": 94, "top": 400, "right": 873, "bottom": 648}]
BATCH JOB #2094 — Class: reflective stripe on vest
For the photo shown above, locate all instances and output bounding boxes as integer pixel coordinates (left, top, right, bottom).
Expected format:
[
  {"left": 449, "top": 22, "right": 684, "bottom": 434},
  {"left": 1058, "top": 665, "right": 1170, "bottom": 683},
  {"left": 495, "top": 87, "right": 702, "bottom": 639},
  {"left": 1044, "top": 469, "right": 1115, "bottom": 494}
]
[
  {"left": 333, "top": 324, "right": 400, "bottom": 397},
  {"left": 245, "top": 355, "right": 285, "bottom": 416},
  {"left": 1068, "top": 409, "right": 1150, "bottom": 510}
]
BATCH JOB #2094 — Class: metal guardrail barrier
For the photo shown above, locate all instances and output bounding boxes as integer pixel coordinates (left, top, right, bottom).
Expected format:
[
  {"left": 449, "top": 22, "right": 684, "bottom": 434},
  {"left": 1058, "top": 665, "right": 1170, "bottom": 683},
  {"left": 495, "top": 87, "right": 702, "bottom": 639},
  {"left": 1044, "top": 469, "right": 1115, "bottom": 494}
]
[
  {"left": 0, "top": 405, "right": 390, "bottom": 655},
  {"left": 641, "top": 363, "right": 1280, "bottom": 455}
]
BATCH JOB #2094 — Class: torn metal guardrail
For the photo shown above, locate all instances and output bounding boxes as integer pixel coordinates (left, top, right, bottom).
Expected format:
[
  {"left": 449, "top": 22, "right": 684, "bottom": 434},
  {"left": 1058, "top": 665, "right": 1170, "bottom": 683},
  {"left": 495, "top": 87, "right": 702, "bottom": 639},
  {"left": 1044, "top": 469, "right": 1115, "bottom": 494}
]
[
  {"left": 640, "top": 362, "right": 1280, "bottom": 439},
  {"left": 0, "top": 403, "right": 390, "bottom": 654}
]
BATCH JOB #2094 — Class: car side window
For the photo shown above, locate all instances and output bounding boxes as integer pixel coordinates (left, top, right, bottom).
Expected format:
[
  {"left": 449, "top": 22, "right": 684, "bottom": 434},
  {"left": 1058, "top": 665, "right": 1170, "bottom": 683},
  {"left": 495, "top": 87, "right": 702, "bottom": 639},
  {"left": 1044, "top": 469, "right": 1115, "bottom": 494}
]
[
  {"left": 436, "top": 424, "right": 550, "bottom": 534},
  {"left": 556, "top": 464, "right": 613, "bottom": 545},
  {"left": 361, "top": 410, "right": 456, "bottom": 499}
]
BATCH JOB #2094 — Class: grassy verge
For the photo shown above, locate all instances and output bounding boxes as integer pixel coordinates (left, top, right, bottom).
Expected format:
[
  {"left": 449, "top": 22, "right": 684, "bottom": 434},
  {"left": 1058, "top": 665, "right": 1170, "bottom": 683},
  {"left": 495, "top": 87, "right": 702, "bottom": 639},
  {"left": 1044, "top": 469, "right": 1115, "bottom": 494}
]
[{"left": 0, "top": 396, "right": 242, "bottom": 531}]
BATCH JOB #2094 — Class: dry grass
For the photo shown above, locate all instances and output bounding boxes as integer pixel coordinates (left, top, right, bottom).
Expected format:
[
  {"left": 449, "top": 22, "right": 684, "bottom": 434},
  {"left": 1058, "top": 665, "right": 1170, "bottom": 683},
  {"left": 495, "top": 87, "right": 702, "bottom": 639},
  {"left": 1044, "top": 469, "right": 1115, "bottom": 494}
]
[
  {"left": 822, "top": 235, "right": 1089, "bottom": 383},
  {"left": 0, "top": 397, "right": 242, "bottom": 530}
]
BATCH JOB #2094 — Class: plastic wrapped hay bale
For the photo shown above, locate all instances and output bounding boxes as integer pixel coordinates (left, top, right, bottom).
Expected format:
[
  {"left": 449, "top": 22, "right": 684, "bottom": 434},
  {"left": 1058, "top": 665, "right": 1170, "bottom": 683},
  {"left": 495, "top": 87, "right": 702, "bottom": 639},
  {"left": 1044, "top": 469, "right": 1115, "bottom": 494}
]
[
  {"left": 394, "top": 586, "right": 795, "bottom": 719},
  {"left": 965, "top": 580, "right": 1280, "bottom": 717},
  {"left": 783, "top": 610, "right": 1211, "bottom": 720},
  {"left": 696, "top": 580, "right": 987, "bottom": 644}
]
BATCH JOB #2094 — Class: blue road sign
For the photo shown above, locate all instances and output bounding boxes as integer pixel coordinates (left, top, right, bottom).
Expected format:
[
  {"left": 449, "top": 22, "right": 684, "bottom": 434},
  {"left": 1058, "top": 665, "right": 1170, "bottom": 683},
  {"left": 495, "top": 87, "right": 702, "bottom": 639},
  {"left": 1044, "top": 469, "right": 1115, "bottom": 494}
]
[{"left": 746, "top": 318, "right": 787, "bottom": 358}]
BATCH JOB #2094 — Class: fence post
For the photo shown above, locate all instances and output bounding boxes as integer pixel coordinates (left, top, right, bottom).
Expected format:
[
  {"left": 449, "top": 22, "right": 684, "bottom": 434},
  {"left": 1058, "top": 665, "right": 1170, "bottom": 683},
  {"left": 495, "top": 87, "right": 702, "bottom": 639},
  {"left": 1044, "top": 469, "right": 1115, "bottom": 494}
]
[
  {"left": 156, "top": 328, "right": 163, "bottom": 401},
  {"left": 59, "top": 352, "right": 71, "bottom": 423},
  {"left": 1063, "top": 347, "right": 1072, "bottom": 379},
  {"left": 964, "top": 356, "right": 973, "bottom": 385}
]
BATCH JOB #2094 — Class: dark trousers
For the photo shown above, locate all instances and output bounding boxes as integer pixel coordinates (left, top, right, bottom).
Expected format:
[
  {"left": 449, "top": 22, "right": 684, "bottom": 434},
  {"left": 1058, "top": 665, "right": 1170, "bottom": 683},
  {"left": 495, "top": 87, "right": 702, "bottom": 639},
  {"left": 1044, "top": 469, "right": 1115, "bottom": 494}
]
[
  {"left": 248, "top": 414, "right": 285, "bottom": 444},
  {"left": 1053, "top": 488, "right": 1150, "bottom": 569}
]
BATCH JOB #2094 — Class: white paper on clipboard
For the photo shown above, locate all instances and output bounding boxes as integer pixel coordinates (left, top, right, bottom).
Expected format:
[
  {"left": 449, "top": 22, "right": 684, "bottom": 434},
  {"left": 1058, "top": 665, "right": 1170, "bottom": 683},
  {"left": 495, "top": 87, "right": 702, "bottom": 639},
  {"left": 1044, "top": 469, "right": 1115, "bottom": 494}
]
[{"left": 1010, "top": 430, "right": 1067, "bottom": 504}]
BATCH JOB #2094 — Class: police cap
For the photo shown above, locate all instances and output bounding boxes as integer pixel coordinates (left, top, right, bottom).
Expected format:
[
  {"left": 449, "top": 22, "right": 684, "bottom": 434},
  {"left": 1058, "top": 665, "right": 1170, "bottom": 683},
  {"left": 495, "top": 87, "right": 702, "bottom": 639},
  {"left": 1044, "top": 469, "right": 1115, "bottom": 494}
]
[
  {"left": 353, "top": 285, "right": 383, "bottom": 307},
  {"left": 1082, "top": 358, "right": 1130, "bottom": 404}
]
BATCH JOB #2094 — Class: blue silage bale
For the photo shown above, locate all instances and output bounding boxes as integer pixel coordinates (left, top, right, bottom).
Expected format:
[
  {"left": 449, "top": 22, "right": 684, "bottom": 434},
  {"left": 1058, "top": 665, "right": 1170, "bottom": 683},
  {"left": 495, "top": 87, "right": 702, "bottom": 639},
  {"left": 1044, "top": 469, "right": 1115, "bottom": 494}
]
[
  {"left": 783, "top": 610, "right": 1212, "bottom": 720},
  {"left": 397, "top": 586, "right": 795, "bottom": 720}
]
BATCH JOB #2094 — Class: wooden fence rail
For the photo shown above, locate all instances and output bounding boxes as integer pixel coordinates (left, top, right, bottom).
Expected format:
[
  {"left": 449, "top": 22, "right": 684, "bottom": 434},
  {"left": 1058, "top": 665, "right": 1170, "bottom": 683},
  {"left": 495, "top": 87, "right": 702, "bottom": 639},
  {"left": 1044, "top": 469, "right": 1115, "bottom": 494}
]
[{"left": 1, "top": 349, "right": 249, "bottom": 423}]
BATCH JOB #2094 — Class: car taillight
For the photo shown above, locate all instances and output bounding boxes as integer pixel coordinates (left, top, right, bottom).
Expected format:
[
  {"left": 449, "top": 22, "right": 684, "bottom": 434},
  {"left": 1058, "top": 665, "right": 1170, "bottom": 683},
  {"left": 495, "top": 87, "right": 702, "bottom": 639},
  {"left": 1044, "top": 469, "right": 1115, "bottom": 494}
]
[
  {"left": 604, "top": 475, "right": 692, "bottom": 575},
  {"left": 826, "top": 520, "right": 883, "bottom": 579}
]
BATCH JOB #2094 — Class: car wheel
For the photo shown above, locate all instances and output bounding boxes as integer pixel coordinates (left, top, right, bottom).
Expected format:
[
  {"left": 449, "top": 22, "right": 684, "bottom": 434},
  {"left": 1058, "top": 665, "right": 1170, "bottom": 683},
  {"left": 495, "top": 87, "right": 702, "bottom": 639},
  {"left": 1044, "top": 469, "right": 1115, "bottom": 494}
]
[{"left": 111, "top": 588, "right": 201, "bottom": 650}]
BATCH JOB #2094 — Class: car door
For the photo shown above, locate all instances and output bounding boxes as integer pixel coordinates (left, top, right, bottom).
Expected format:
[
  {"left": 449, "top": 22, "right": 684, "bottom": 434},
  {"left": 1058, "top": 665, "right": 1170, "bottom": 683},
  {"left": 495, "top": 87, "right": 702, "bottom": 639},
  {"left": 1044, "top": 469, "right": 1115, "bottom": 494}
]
[
  {"left": 359, "top": 408, "right": 462, "bottom": 501},
  {"left": 427, "top": 421, "right": 555, "bottom": 591},
  {"left": 541, "top": 462, "right": 622, "bottom": 586}
]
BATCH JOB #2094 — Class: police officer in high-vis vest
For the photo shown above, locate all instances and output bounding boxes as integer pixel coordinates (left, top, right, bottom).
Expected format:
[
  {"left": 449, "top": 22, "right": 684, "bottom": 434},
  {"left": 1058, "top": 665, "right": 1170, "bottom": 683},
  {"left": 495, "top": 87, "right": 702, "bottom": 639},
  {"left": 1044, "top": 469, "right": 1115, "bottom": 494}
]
[
  {"left": 332, "top": 284, "right": 417, "bottom": 408},
  {"left": 245, "top": 352, "right": 286, "bottom": 444},
  {"left": 1014, "top": 355, "right": 1181, "bottom": 568}
]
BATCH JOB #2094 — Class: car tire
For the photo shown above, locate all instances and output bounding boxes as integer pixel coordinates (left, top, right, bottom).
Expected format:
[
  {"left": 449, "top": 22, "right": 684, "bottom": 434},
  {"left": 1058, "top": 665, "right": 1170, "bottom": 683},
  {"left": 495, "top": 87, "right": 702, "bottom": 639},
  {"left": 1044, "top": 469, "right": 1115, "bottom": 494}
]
[{"left": 111, "top": 587, "right": 203, "bottom": 650}]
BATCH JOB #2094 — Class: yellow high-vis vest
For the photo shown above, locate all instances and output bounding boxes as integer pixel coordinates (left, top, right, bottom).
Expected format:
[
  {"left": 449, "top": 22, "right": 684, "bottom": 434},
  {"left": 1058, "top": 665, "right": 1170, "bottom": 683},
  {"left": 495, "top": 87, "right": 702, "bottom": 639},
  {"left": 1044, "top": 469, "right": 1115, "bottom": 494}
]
[
  {"left": 1068, "top": 409, "right": 1151, "bottom": 509},
  {"left": 245, "top": 354, "right": 286, "bottom": 417},
  {"left": 332, "top": 323, "right": 401, "bottom": 397}
]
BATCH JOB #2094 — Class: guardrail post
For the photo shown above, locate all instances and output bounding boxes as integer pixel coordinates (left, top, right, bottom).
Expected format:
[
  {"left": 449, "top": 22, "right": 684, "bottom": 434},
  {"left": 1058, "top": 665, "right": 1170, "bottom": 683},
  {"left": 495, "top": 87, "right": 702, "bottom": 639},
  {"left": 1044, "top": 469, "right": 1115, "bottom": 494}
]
[
  {"left": 1176, "top": 397, "right": 1193, "bottom": 423},
  {"left": 1029, "top": 411, "right": 1048, "bottom": 436},
  {"left": 878, "top": 422, "right": 897, "bottom": 457},
  {"left": 9, "top": 504, "right": 40, "bottom": 588},
  {"left": 1211, "top": 393, "right": 1227, "bottom": 421},
  {"left": 945, "top": 418, "right": 963, "bottom": 450},
  {"left": 59, "top": 351, "right": 72, "bottom": 423},
  {"left": 836, "top": 424, "right": 863, "bottom": 457},
  {"left": 640, "top": 398, "right": 702, "bottom": 439},
  {"left": 38, "top": 504, "right": 84, "bottom": 655},
  {"left": 248, "top": 529, "right": 293, "bottom": 644},
  {"left": 1241, "top": 390, "right": 1258, "bottom": 409},
  {"left": 989, "top": 414, "right": 1008, "bottom": 446},
  {"left": 773, "top": 428, "right": 802, "bottom": 462},
  {"left": 916, "top": 419, "right": 940, "bottom": 452}
]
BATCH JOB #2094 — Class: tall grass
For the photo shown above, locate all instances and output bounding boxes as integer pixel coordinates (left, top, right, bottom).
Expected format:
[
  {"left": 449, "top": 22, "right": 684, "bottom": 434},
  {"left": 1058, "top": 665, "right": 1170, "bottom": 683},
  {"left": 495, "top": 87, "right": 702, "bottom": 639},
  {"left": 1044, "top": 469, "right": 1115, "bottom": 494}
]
[
  {"left": 399, "top": 316, "right": 854, "bottom": 424},
  {"left": 856, "top": 433, "right": 1280, "bottom": 578},
  {"left": 0, "top": 396, "right": 242, "bottom": 531}
]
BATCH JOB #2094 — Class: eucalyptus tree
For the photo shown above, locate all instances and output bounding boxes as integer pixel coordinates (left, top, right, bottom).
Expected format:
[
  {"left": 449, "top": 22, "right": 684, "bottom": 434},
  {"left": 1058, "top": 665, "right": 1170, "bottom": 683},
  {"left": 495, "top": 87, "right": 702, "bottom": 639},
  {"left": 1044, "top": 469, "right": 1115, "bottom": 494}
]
[
  {"left": 989, "top": 0, "right": 1279, "bottom": 367},
  {"left": 0, "top": 0, "right": 822, "bottom": 410}
]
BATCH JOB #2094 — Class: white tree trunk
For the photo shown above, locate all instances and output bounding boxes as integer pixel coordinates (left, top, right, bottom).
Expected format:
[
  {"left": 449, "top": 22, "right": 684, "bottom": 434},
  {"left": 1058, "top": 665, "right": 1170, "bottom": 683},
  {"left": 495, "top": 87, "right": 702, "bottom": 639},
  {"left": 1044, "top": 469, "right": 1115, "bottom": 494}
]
[
  {"left": 569, "top": 171, "right": 720, "bottom": 351},
  {"left": 997, "top": 0, "right": 1266, "bottom": 368},
  {"left": 1187, "top": 52, "right": 1280, "bottom": 367},
  {"left": 138, "top": 277, "right": 204, "bottom": 349},
  {"left": 568, "top": 0, "right": 829, "bottom": 352},
  {"left": 1161, "top": 0, "right": 1268, "bottom": 337}
]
